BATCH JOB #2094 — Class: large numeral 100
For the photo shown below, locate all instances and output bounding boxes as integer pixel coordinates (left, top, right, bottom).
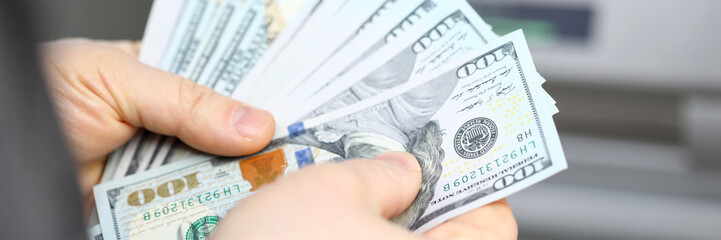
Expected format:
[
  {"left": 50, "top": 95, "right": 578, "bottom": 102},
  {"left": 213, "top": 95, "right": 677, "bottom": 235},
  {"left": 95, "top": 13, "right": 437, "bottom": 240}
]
[{"left": 127, "top": 172, "right": 201, "bottom": 206}]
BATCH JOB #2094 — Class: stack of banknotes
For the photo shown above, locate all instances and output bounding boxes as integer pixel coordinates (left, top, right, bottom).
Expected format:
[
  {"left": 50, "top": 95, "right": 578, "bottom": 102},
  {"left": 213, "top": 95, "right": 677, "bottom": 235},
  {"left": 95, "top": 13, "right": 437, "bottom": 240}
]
[{"left": 88, "top": 0, "right": 567, "bottom": 239}]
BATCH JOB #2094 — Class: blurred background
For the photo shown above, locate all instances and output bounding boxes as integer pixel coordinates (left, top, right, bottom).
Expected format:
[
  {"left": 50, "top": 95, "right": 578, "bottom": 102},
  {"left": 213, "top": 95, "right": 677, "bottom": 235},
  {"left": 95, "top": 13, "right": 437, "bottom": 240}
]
[{"left": 30, "top": 0, "right": 721, "bottom": 239}]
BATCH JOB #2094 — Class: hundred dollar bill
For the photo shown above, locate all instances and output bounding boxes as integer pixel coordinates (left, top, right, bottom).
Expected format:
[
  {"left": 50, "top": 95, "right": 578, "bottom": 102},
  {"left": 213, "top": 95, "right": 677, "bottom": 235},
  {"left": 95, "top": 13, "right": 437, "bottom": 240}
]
[
  {"left": 177, "top": 0, "right": 267, "bottom": 95},
  {"left": 267, "top": 0, "right": 449, "bottom": 112},
  {"left": 94, "top": 31, "right": 566, "bottom": 238},
  {"left": 261, "top": 0, "right": 453, "bottom": 112},
  {"left": 274, "top": 0, "right": 494, "bottom": 125},
  {"left": 228, "top": 0, "right": 321, "bottom": 106},
  {"left": 244, "top": 0, "right": 423, "bottom": 108},
  {"left": 160, "top": 0, "right": 219, "bottom": 74},
  {"left": 232, "top": 0, "right": 351, "bottom": 101}
]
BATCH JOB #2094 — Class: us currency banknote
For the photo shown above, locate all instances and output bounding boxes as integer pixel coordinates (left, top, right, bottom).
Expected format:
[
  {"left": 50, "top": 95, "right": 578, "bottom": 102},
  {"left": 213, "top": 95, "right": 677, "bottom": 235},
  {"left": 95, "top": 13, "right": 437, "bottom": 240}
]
[
  {"left": 94, "top": 31, "right": 566, "bottom": 239},
  {"left": 246, "top": 0, "right": 429, "bottom": 109},
  {"left": 182, "top": 0, "right": 267, "bottom": 90},
  {"left": 161, "top": 0, "right": 218, "bottom": 75},
  {"left": 233, "top": 0, "right": 359, "bottom": 102},
  {"left": 192, "top": 0, "right": 268, "bottom": 95},
  {"left": 233, "top": 0, "right": 323, "bottom": 96},
  {"left": 261, "top": 0, "right": 457, "bottom": 112},
  {"left": 274, "top": 0, "right": 494, "bottom": 125}
]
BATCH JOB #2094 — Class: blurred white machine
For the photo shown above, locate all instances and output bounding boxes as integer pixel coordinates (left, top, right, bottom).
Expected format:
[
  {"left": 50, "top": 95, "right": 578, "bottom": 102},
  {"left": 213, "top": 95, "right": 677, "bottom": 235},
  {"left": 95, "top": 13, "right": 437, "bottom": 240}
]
[
  {"left": 470, "top": 0, "right": 721, "bottom": 239},
  {"left": 473, "top": 0, "right": 721, "bottom": 168}
]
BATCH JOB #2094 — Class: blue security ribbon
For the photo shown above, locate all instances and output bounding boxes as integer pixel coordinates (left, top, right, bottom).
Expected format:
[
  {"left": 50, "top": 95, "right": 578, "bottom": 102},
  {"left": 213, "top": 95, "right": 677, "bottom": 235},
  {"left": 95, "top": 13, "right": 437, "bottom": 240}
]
[
  {"left": 294, "top": 148, "right": 315, "bottom": 168},
  {"left": 288, "top": 122, "right": 306, "bottom": 138}
]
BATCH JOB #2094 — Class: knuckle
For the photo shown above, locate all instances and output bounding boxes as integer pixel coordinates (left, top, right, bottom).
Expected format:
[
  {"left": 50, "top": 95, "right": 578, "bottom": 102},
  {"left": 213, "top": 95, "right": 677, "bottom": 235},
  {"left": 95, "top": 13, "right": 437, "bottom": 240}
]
[
  {"left": 178, "top": 81, "right": 210, "bottom": 115},
  {"left": 176, "top": 81, "right": 214, "bottom": 132}
]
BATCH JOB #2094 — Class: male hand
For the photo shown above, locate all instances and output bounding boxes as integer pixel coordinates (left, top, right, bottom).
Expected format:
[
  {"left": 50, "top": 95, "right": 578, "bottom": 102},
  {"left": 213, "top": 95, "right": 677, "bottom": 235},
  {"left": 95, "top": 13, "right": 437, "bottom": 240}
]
[
  {"left": 41, "top": 39, "right": 276, "bottom": 218},
  {"left": 213, "top": 152, "right": 517, "bottom": 240}
]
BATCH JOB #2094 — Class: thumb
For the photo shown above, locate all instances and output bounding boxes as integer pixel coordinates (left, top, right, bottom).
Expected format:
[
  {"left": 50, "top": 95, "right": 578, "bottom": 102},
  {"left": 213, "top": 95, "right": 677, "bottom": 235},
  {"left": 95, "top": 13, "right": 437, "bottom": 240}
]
[
  {"left": 279, "top": 152, "right": 422, "bottom": 218},
  {"left": 343, "top": 152, "right": 423, "bottom": 218},
  {"left": 109, "top": 46, "right": 275, "bottom": 156}
]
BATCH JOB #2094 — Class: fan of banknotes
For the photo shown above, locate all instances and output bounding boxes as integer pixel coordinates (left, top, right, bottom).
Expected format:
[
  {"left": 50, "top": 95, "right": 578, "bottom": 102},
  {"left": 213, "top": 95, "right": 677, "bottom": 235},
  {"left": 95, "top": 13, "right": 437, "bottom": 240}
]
[{"left": 88, "top": 0, "right": 567, "bottom": 239}]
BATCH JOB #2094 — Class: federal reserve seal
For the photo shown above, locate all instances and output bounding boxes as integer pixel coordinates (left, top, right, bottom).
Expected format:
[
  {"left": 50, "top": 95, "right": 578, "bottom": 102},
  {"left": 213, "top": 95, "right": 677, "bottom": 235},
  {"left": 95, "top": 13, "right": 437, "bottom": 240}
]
[
  {"left": 454, "top": 117, "right": 498, "bottom": 159},
  {"left": 185, "top": 215, "right": 220, "bottom": 240}
]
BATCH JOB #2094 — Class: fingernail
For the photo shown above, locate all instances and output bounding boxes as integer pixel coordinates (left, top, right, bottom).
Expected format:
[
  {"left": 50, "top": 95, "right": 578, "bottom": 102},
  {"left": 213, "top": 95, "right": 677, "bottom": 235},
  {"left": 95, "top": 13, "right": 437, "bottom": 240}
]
[
  {"left": 233, "top": 105, "right": 271, "bottom": 139},
  {"left": 375, "top": 152, "right": 421, "bottom": 171}
]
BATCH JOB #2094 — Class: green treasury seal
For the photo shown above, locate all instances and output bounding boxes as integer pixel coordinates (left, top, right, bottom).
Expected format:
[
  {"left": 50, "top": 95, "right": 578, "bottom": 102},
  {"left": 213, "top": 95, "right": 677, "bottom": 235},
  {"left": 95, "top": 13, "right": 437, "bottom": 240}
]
[{"left": 186, "top": 215, "right": 220, "bottom": 240}]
